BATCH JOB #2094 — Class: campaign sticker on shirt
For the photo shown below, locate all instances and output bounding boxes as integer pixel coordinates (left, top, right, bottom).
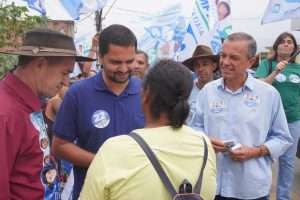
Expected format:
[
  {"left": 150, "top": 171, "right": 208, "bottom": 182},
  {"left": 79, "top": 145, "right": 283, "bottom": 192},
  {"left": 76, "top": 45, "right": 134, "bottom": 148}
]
[
  {"left": 275, "top": 73, "right": 287, "bottom": 82},
  {"left": 91, "top": 110, "right": 110, "bottom": 128},
  {"left": 209, "top": 100, "right": 226, "bottom": 113},
  {"left": 40, "top": 137, "right": 49, "bottom": 150},
  {"left": 244, "top": 94, "right": 260, "bottom": 107},
  {"left": 289, "top": 74, "right": 300, "bottom": 83}
]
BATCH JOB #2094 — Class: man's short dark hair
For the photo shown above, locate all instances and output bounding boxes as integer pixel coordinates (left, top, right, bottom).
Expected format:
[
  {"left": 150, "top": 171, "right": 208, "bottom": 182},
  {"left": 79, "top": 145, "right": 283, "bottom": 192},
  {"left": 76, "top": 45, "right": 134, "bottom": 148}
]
[{"left": 99, "top": 24, "right": 137, "bottom": 56}]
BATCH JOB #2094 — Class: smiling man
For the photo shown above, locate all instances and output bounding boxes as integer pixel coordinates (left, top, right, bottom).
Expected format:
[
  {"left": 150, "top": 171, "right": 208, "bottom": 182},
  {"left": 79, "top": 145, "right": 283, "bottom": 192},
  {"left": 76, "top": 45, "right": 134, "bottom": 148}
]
[
  {"left": 188, "top": 32, "right": 292, "bottom": 200},
  {"left": 52, "top": 24, "right": 145, "bottom": 200}
]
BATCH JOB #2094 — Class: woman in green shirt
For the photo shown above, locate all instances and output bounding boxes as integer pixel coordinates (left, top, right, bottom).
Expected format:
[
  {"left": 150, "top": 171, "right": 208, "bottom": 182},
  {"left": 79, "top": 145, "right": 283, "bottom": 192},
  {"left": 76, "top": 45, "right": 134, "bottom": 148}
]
[{"left": 255, "top": 32, "right": 300, "bottom": 200}]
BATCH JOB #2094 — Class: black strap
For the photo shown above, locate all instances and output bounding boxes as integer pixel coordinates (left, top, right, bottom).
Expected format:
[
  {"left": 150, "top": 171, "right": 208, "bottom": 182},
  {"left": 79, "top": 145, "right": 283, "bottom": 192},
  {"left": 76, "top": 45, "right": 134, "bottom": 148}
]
[
  {"left": 268, "top": 59, "right": 273, "bottom": 75},
  {"left": 194, "top": 136, "right": 208, "bottom": 194},
  {"left": 130, "top": 132, "right": 177, "bottom": 198},
  {"left": 129, "top": 132, "right": 208, "bottom": 197}
]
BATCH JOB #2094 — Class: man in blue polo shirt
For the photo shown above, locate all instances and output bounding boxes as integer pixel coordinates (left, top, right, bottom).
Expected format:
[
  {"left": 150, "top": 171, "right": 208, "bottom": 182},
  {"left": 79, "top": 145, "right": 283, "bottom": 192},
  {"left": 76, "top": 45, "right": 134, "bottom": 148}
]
[{"left": 52, "top": 24, "right": 145, "bottom": 200}]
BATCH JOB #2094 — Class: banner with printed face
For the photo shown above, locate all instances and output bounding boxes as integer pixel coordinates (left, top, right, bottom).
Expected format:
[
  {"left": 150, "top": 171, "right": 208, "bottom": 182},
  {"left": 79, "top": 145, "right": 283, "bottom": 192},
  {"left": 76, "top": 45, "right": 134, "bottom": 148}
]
[
  {"left": 179, "top": 0, "right": 232, "bottom": 61},
  {"left": 262, "top": 0, "right": 300, "bottom": 24}
]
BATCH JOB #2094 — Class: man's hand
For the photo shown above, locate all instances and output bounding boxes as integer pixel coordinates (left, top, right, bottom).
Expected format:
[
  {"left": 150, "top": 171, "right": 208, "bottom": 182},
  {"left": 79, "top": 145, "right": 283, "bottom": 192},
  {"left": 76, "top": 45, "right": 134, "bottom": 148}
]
[
  {"left": 229, "top": 146, "right": 260, "bottom": 161},
  {"left": 91, "top": 33, "right": 99, "bottom": 50},
  {"left": 210, "top": 138, "right": 227, "bottom": 153}
]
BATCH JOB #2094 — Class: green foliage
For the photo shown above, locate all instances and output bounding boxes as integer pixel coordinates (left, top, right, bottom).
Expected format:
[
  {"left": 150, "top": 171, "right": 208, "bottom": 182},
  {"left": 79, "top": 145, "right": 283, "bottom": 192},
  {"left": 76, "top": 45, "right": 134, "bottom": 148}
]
[{"left": 0, "top": 2, "right": 47, "bottom": 78}]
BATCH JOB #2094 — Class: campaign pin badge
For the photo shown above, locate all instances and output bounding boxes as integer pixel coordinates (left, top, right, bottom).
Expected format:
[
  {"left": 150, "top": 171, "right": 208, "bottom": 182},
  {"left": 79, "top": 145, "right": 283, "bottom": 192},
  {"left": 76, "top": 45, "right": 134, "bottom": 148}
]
[
  {"left": 91, "top": 110, "right": 110, "bottom": 129},
  {"left": 289, "top": 74, "right": 300, "bottom": 83},
  {"left": 210, "top": 100, "right": 226, "bottom": 113},
  {"left": 244, "top": 94, "right": 260, "bottom": 107},
  {"left": 275, "top": 73, "right": 287, "bottom": 82}
]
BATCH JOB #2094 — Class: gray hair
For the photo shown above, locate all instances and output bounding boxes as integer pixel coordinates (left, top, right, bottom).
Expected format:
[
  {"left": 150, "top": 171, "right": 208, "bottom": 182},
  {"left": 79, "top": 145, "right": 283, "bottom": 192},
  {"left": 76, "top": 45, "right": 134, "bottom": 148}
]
[{"left": 226, "top": 32, "right": 257, "bottom": 58}]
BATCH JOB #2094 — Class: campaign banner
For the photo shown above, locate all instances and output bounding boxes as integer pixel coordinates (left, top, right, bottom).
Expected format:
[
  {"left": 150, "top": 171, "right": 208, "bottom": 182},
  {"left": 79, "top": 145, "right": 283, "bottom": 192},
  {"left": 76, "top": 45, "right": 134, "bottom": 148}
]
[
  {"left": 262, "top": 0, "right": 300, "bottom": 24},
  {"left": 60, "top": 0, "right": 108, "bottom": 20},
  {"left": 137, "top": 0, "right": 195, "bottom": 64},
  {"left": 179, "top": 0, "right": 232, "bottom": 61},
  {"left": 23, "top": 0, "right": 46, "bottom": 15}
]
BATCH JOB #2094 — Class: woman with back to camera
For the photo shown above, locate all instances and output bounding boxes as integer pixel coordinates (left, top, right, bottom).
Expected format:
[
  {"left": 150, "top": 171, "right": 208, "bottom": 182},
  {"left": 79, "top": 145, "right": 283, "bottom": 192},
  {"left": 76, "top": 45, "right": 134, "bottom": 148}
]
[
  {"left": 80, "top": 59, "right": 217, "bottom": 200},
  {"left": 255, "top": 32, "right": 300, "bottom": 200}
]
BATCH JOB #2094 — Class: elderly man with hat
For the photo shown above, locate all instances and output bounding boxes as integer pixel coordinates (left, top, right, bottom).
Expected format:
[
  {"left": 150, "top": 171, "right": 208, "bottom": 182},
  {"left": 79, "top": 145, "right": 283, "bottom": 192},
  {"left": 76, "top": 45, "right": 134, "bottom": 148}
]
[
  {"left": 183, "top": 45, "right": 218, "bottom": 112},
  {"left": 0, "top": 28, "right": 93, "bottom": 199}
]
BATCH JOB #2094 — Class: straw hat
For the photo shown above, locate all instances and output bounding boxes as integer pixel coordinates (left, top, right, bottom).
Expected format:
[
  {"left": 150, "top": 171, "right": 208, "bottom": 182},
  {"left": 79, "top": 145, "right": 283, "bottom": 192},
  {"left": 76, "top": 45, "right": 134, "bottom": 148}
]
[
  {"left": 182, "top": 45, "right": 219, "bottom": 71},
  {"left": 0, "top": 28, "right": 95, "bottom": 62}
]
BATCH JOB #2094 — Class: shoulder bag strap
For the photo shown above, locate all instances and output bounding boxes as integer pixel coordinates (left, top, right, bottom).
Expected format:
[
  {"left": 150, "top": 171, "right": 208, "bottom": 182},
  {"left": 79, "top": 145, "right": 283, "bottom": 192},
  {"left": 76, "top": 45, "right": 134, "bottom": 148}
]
[
  {"left": 129, "top": 132, "right": 177, "bottom": 198},
  {"left": 193, "top": 136, "right": 208, "bottom": 194}
]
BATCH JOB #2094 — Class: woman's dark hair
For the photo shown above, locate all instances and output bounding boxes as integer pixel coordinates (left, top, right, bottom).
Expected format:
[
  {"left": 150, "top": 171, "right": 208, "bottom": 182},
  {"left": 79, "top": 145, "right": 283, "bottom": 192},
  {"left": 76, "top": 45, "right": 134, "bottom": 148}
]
[
  {"left": 143, "top": 59, "right": 193, "bottom": 129},
  {"left": 272, "top": 32, "right": 298, "bottom": 63}
]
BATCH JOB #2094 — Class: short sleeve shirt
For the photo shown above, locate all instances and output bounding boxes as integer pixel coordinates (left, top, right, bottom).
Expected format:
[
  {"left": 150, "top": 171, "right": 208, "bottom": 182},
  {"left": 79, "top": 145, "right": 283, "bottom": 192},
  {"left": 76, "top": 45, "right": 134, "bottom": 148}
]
[{"left": 53, "top": 72, "right": 145, "bottom": 199}]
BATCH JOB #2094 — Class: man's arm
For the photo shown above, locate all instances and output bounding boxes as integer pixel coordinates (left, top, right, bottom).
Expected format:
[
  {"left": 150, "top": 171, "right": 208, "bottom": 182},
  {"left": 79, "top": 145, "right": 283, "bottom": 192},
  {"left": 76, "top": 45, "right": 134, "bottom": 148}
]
[
  {"left": 80, "top": 34, "right": 99, "bottom": 76},
  {"left": 0, "top": 117, "right": 10, "bottom": 199},
  {"left": 52, "top": 89, "right": 94, "bottom": 168},
  {"left": 263, "top": 90, "right": 293, "bottom": 160},
  {"left": 52, "top": 136, "right": 94, "bottom": 168},
  {"left": 229, "top": 145, "right": 269, "bottom": 161},
  {"left": 186, "top": 88, "right": 206, "bottom": 132}
]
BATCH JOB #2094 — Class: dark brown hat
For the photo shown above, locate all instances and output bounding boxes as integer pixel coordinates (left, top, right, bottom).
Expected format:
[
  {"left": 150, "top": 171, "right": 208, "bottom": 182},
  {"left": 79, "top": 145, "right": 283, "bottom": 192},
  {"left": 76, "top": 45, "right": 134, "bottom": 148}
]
[
  {"left": 182, "top": 45, "right": 219, "bottom": 71},
  {"left": 0, "top": 28, "right": 95, "bottom": 62}
]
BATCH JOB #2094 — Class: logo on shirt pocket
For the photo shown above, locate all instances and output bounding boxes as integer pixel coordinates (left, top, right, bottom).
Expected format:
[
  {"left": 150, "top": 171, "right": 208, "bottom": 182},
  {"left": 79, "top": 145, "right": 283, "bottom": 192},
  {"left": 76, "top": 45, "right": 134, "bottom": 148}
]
[{"left": 91, "top": 110, "right": 110, "bottom": 129}]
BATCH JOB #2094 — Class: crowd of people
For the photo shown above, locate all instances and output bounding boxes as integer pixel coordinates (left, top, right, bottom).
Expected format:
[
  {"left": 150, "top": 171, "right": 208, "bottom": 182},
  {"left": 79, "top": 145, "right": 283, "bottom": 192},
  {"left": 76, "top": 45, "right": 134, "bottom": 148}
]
[{"left": 0, "top": 23, "right": 299, "bottom": 200}]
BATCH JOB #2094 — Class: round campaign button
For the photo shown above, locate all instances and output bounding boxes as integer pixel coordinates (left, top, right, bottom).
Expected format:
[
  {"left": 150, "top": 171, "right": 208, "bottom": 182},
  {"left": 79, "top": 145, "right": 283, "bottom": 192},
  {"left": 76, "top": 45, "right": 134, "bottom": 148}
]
[
  {"left": 91, "top": 110, "right": 110, "bottom": 129},
  {"left": 289, "top": 74, "right": 300, "bottom": 83},
  {"left": 275, "top": 73, "right": 287, "bottom": 82}
]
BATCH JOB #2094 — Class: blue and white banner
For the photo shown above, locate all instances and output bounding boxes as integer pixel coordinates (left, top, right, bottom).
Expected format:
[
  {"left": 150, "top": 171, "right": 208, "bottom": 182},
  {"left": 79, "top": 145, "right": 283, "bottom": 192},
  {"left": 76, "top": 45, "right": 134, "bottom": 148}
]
[
  {"left": 138, "top": 0, "right": 194, "bottom": 63},
  {"left": 262, "top": 0, "right": 300, "bottom": 24},
  {"left": 179, "top": 0, "right": 232, "bottom": 60},
  {"left": 23, "top": 0, "right": 46, "bottom": 15},
  {"left": 60, "top": 0, "right": 108, "bottom": 20}
]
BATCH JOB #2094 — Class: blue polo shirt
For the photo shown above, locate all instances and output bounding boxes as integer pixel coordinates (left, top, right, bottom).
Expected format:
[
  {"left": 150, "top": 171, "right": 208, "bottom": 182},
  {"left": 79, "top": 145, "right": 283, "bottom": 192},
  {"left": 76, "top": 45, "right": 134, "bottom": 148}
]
[{"left": 53, "top": 72, "right": 145, "bottom": 199}]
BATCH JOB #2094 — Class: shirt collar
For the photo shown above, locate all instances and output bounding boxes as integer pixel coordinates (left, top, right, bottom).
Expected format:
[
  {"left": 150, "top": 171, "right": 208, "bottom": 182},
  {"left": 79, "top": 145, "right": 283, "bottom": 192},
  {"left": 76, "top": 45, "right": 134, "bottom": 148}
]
[
  {"left": 217, "top": 73, "right": 254, "bottom": 93},
  {"left": 3, "top": 73, "right": 41, "bottom": 112},
  {"left": 94, "top": 71, "right": 141, "bottom": 95}
]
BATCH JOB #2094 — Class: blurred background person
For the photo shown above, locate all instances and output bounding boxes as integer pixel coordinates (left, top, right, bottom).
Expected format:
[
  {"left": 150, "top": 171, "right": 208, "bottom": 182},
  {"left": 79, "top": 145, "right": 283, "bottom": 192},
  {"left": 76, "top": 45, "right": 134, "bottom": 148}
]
[
  {"left": 182, "top": 45, "right": 218, "bottom": 112},
  {"left": 70, "top": 33, "right": 99, "bottom": 83},
  {"left": 44, "top": 82, "right": 69, "bottom": 143},
  {"left": 131, "top": 50, "right": 149, "bottom": 79},
  {"left": 255, "top": 32, "right": 300, "bottom": 200}
]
